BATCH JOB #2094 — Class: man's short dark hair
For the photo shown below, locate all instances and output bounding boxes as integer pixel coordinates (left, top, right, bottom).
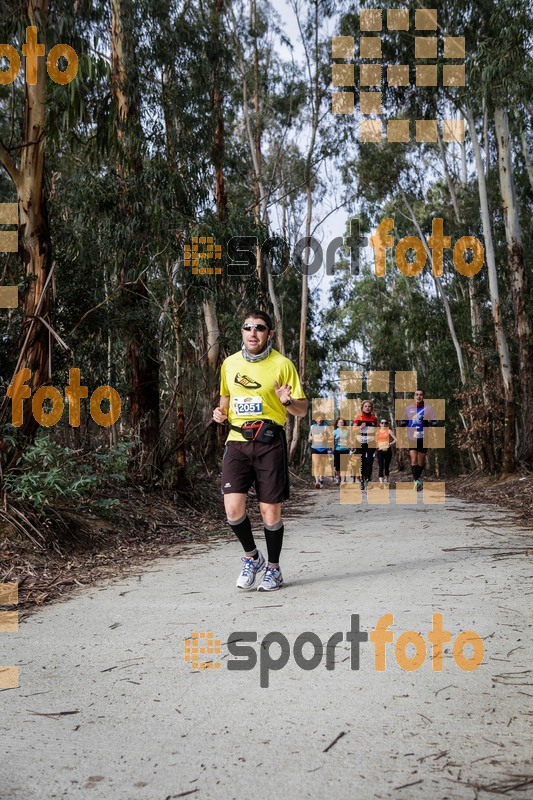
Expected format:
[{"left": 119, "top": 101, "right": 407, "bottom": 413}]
[{"left": 244, "top": 309, "right": 273, "bottom": 330}]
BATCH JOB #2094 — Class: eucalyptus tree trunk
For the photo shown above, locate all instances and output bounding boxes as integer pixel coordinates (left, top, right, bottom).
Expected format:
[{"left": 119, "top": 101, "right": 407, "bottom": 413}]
[
  {"left": 235, "top": 4, "right": 285, "bottom": 354},
  {"left": 0, "top": 0, "right": 51, "bottom": 452},
  {"left": 169, "top": 262, "right": 186, "bottom": 487},
  {"left": 211, "top": 0, "right": 228, "bottom": 221},
  {"left": 437, "top": 132, "right": 495, "bottom": 468},
  {"left": 161, "top": 65, "right": 188, "bottom": 485},
  {"left": 402, "top": 195, "right": 466, "bottom": 385},
  {"left": 111, "top": 0, "right": 161, "bottom": 483},
  {"left": 466, "top": 106, "right": 515, "bottom": 472},
  {"left": 494, "top": 107, "right": 533, "bottom": 464},
  {"left": 289, "top": 0, "right": 321, "bottom": 461},
  {"left": 520, "top": 128, "right": 533, "bottom": 192}
]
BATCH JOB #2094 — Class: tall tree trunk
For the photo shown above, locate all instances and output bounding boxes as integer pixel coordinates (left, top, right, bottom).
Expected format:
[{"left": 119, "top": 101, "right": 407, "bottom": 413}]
[
  {"left": 0, "top": 0, "right": 51, "bottom": 453},
  {"left": 169, "top": 263, "right": 186, "bottom": 488},
  {"left": 402, "top": 194, "right": 466, "bottom": 384},
  {"left": 466, "top": 106, "right": 515, "bottom": 472},
  {"left": 211, "top": 0, "right": 227, "bottom": 221},
  {"left": 438, "top": 129, "right": 492, "bottom": 470},
  {"left": 236, "top": 7, "right": 285, "bottom": 352},
  {"left": 203, "top": 298, "right": 220, "bottom": 373},
  {"left": 161, "top": 66, "right": 187, "bottom": 487},
  {"left": 289, "top": 0, "right": 320, "bottom": 461},
  {"left": 520, "top": 128, "right": 533, "bottom": 192},
  {"left": 111, "top": 0, "right": 160, "bottom": 483},
  {"left": 494, "top": 107, "right": 533, "bottom": 463}
]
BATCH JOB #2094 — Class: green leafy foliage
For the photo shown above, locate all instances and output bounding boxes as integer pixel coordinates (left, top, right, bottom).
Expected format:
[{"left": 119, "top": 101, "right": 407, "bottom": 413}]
[{"left": 4, "top": 437, "right": 130, "bottom": 513}]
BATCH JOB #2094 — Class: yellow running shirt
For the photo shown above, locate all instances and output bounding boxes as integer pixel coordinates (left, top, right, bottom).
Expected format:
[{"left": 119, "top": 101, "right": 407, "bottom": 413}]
[{"left": 220, "top": 349, "right": 306, "bottom": 442}]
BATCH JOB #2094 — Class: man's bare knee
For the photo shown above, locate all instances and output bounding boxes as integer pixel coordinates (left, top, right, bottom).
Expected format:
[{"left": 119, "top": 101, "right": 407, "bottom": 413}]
[
  {"left": 259, "top": 502, "right": 282, "bottom": 526},
  {"left": 224, "top": 493, "right": 247, "bottom": 521}
]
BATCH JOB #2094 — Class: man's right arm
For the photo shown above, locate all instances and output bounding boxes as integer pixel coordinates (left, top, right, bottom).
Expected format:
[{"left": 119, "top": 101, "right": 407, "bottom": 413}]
[{"left": 213, "top": 395, "right": 230, "bottom": 424}]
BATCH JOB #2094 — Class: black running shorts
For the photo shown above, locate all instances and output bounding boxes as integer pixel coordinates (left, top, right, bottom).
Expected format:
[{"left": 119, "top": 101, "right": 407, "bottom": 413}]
[
  {"left": 409, "top": 440, "right": 428, "bottom": 453},
  {"left": 221, "top": 434, "right": 289, "bottom": 504}
]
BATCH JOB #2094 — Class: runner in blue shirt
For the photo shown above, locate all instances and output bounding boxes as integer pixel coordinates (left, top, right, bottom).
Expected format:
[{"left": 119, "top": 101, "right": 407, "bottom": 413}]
[
  {"left": 333, "top": 417, "right": 351, "bottom": 485},
  {"left": 399, "top": 389, "right": 437, "bottom": 491},
  {"left": 309, "top": 415, "right": 332, "bottom": 489}
]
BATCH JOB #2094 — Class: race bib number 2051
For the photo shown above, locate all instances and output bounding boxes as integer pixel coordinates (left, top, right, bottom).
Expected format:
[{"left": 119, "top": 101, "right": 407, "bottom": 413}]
[{"left": 233, "top": 396, "right": 263, "bottom": 416}]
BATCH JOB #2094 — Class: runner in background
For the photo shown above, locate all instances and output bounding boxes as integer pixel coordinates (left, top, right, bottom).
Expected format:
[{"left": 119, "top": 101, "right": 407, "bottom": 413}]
[
  {"left": 333, "top": 417, "right": 351, "bottom": 485},
  {"left": 309, "top": 414, "right": 331, "bottom": 489},
  {"left": 353, "top": 400, "right": 378, "bottom": 490},
  {"left": 376, "top": 418, "right": 396, "bottom": 484},
  {"left": 399, "top": 389, "right": 437, "bottom": 491}
]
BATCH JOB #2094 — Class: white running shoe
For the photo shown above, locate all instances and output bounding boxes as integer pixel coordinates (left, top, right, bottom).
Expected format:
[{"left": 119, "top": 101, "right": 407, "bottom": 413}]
[
  {"left": 236, "top": 550, "right": 266, "bottom": 590},
  {"left": 257, "top": 566, "right": 283, "bottom": 592}
]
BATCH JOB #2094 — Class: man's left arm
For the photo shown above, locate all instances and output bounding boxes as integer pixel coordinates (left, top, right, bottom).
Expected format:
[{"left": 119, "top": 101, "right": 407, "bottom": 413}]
[
  {"left": 427, "top": 403, "right": 438, "bottom": 426},
  {"left": 284, "top": 397, "right": 308, "bottom": 417},
  {"left": 273, "top": 378, "right": 308, "bottom": 417}
]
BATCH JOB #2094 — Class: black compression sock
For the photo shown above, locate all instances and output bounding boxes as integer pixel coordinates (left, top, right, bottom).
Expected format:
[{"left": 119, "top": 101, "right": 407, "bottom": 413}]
[
  {"left": 264, "top": 521, "right": 284, "bottom": 565},
  {"left": 228, "top": 514, "right": 256, "bottom": 554},
  {"left": 412, "top": 465, "right": 422, "bottom": 480}
]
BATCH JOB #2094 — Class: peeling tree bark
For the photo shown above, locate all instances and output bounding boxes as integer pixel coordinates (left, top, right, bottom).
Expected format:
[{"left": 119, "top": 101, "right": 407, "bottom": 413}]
[
  {"left": 0, "top": 0, "right": 51, "bottom": 454},
  {"left": 494, "top": 106, "right": 533, "bottom": 464},
  {"left": 466, "top": 106, "right": 515, "bottom": 472},
  {"left": 234, "top": 5, "right": 285, "bottom": 354},
  {"left": 520, "top": 128, "right": 533, "bottom": 192},
  {"left": 289, "top": 0, "right": 321, "bottom": 461},
  {"left": 111, "top": 0, "right": 161, "bottom": 483}
]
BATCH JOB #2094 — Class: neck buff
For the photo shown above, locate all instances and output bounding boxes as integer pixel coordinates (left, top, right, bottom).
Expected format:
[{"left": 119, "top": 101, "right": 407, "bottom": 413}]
[{"left": 241, "top": 340, "right": 273, "bottom": 363}]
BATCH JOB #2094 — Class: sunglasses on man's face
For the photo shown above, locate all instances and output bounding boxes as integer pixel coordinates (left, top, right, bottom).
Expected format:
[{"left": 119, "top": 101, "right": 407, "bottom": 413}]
[
  {"left": 242, "top": 323, "right": 269, "bottom": 332},
  {"left": 380, "top": 421, "right": 387, "bottom": 425}
]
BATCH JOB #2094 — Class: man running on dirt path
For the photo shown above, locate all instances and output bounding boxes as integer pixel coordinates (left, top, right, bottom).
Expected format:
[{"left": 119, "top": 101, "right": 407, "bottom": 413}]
[
  {"left": 400, "top": 389, "right": 437, "bottom": 491},
  {"left": 213, "top": 310, "right": 308, "bottom": 592}
]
